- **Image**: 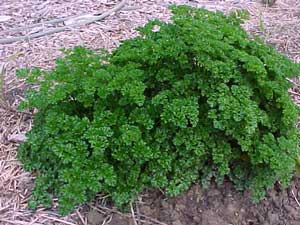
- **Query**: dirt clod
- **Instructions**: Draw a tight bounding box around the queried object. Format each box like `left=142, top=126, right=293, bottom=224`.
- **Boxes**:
left=87, top=210, right=104, bottom=225
left=135, top=179, right=300, bottom=225
left=109, top=214, right=130, bottom=225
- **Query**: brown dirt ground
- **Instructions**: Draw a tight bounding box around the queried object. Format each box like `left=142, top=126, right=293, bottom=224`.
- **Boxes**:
left=113, top=178, right=300, bottom=225
left=1, top=0, right=300, bottom=224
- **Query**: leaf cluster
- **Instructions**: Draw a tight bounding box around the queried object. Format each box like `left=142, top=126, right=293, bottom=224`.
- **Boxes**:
left=17, top=5, right=300, bottom=215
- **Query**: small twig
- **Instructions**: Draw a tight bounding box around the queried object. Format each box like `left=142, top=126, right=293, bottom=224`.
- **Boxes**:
left=291, top=189, right=300, bottom=207
left=286, top=78, right=298, bottom=87
left=101, top=215, right=112, bottom=225
left=0, top=219, right=43, bottom=225
left=135, top=202, right=142, bottom=225
left=76, top=209, right=87, bottom=225
left=289, top=90, right=300, bottom=96
left=28, top=217, right=40, bottom=225
left=130, top=203, right=139, bottom=225
left=0, top=0, right=128, bottom=44
left=40, top=215, right=76, bottom=225
left=0, top=205, right=10, bottom=213
left=2, top=5, right=140, bottom=35
left=2, top=17, right=73, bottom=34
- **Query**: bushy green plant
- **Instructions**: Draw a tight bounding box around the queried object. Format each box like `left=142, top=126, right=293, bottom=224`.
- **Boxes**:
left=17, top=5, right=300, bottom=215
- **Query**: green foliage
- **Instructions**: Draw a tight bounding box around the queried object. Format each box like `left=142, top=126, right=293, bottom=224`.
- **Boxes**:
left=17, top=5, right=300, bottom=215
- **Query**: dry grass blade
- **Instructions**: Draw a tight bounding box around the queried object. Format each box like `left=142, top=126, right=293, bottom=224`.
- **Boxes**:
left=130, top=203, right=139, bottom=225
left=291, top=189, right=300, bottom=208
left=75, top=209, right=87, bottom=225
left=0, top=62, right=8, bottom=108
left=0, top=219, right=43, bottom=225
left=40, top=215, right=76, bottom=225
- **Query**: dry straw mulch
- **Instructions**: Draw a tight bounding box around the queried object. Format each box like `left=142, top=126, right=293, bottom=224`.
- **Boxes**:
left=1, top=0, right=300, bottom=224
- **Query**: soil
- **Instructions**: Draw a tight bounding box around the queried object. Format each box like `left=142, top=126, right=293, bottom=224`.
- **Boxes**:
left=87, top=178, right=300, bottom=225
left=2, top=0, right=300, bottom=224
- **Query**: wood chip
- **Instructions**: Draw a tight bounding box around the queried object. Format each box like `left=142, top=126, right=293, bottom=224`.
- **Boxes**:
left=0, top=15, right=12, bottom=22
left=7, top=133, right=27, bottom=143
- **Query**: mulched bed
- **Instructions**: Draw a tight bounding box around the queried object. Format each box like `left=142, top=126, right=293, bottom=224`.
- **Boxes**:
left=1, top=0, right=300, bottom=224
